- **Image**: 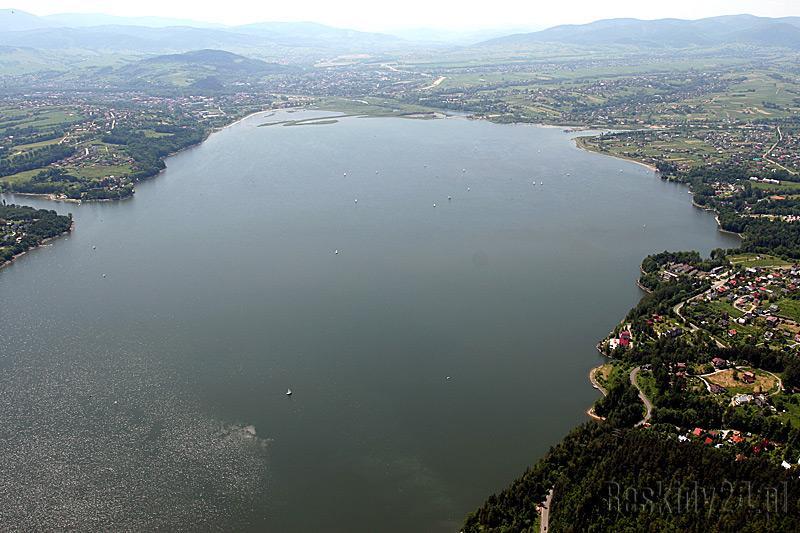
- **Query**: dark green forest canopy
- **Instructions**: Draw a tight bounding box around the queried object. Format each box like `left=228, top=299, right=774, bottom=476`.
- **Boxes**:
left=464, top=424, right=800, bottom=532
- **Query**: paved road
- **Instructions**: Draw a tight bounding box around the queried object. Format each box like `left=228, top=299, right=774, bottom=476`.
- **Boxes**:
left=630, top=367, right=653, bottom=427
left=673, top=278, right=730, bottom=349
left=764, top=126, right=797, bottom=175
left=540, top=488, right=553, bottom=533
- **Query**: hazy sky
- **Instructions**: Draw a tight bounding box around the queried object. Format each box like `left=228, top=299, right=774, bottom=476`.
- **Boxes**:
left=5, top=0, right=799, bottom=31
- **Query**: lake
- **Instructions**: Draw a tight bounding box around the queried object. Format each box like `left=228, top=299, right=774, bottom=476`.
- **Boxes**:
left=0, top=110, right=738, bottom=531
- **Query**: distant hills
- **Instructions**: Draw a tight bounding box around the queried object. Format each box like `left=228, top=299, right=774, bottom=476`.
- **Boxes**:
left=2, top=9, right=800, bottom=71
left=480, top=15, right=800, bottom=49
left=138, top=49, right=285, bottom=73
left=0, top=9, right=412, bottom=58
left=98, top=49, right=296, bottom=90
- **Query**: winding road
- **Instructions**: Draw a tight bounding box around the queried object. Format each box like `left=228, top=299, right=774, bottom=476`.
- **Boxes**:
left=630, top=367, right=653, bottom=426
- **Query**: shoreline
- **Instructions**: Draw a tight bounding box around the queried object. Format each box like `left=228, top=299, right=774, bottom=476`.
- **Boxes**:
left=690, top=198, right=744, bottom=239
left=1, top=108, right=278, bottom=206
left=635, top=279, right=653, bottom=294
left=3, top=106, right=744, bottom=425
left=586, top=365, right=608, bottom=421
left=573, top=135, right=735, bottom=413
left=7, top=191, right=133, bottom=204
left=214, top=109, right=277, bottom=132
left=575, top=134, right=743, bottom=242
left=714, top=214, right=744, bottom=238
left=0, top=220, right=73, bottom=272
left=573, top=136, right=660, bottom=173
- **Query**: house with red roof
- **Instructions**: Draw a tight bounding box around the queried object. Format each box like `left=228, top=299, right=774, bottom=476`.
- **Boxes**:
left=619, top=330, right=632, bottom=347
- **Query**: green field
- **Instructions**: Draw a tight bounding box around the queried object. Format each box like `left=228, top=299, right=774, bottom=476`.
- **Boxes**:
left=13, top=137, right=63, bottom=151
left=772, top=394, right=800, bottom=428
left=728, top=253, right=792, bottom=268
left=777, top=299, right=800, bottom=322
left=749, top=180, right=800, bottom=192
left=708, top=299, right=744, bottom=318
left=69, top=164, right=134, bottom=180
left=0, top=168, right=44, bottom=185
left=142, top=130, right=174, bottom=139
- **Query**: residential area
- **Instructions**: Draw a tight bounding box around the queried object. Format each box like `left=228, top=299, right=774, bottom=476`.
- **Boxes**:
left=595, top=251, right=800, bottom=469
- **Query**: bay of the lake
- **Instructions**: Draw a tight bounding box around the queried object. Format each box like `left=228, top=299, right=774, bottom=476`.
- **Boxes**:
left=0, top=110, right=739, bottom=531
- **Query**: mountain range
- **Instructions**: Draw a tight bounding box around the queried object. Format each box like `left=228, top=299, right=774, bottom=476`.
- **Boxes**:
left=1, top=10, right=800, bottom=65
left=480, top=14, right=800, bottom=49
left=0, top=10, right=414, bottom=58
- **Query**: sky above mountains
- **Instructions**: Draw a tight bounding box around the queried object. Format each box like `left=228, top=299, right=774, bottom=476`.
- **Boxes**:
left=2, top=0, right=798, bottom=31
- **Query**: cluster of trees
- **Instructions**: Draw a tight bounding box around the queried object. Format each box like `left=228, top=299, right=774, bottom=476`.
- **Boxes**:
left=463, top=423, right=800, bottom=532
left=3, top=127, right=66, bottom=146
left=655, top=152, right=800, bottom=257
left=751, top=197, right=800, bottom=217
left=0, top=144, right=75, bottom=177
left=1, top=169, right=134, bottom=201
left=639, top=249, right=727, bottom=291
left=627, top=275, right=709, bottom=326
left=102, top=124, right=205, bottom=180
left=0, top=120, right=208, bottom=201
left=0, top=129, right=66, bottom=160
left=466, top=316, right=800, bottom=530
left=0, top=203, right=72, bottom=264
left=594, top=379, right=644, bottom=427
left=718, top=214, right=800, bottom=258
left=619, top=334, right=800, bottom=446
left=641, top=250, right=705, bottom=273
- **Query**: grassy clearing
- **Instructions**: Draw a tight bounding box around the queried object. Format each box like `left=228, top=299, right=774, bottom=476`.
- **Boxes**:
left=777, top=299, right=800, bottom=322
left=13, top=137, right=62, bottom=151
left=706, top=367, right=778, bottom=394
left=728, top=253, right=792, bottom=268
left=773, top=394, right=800, bottom=428
left=709, top=300, right=744, bottom=318
left=0, top=168, right=43, bottom=185
left=636, top=371, right=659, bottom=402
left=749, top=180, right=800, bottom=192
left=69, top=164, right=133, bottom=180
left=142, top=130, right=174, bottom=139
left=592, top=363, right=614, bottom=390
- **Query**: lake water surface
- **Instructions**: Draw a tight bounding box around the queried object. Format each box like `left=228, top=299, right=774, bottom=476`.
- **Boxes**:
left=0, top=110, right=739, bottom=531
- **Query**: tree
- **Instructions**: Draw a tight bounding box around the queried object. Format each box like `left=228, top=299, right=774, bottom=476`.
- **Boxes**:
left=784, top=358, right=800, bottom=391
